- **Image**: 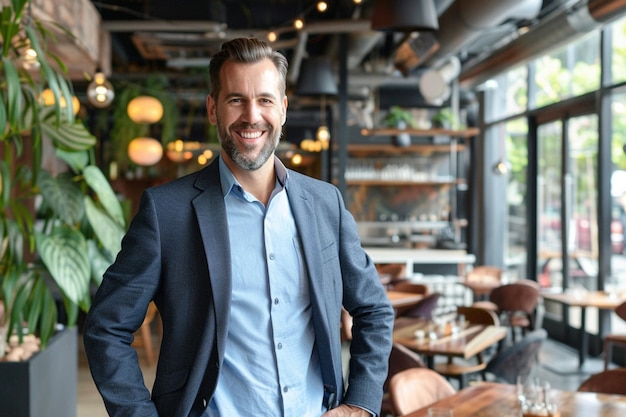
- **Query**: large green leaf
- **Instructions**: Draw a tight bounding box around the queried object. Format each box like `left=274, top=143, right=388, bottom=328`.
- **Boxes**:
left=84, top=197, right=125, bottom=258
left=37, top=170, right=84, bottom=226
left=83, top=165, right=126, bottom=227
left=2, top=56, right=22, bottom=134
left=40, top=118, right=96, bottom=151
left=35, top=226, right=90, bottom=306
left=87, top=239, right=114, bottom=286
left=55, top=148, right=89, bottom=172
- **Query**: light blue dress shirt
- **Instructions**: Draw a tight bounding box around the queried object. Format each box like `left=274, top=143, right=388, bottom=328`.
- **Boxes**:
left=207, top=156, right=324, bottom=417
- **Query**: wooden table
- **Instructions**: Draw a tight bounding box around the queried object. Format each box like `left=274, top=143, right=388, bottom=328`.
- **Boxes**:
left=387, top=290, right=424, bottom=309
left=402, top=382, right=626, bottom=417
left=393, top=320, right=507, bottom=368
left=542, top=290, right=626, bottom=369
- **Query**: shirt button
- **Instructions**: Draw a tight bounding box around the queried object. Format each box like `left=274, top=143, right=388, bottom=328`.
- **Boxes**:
left=283, top=386, right=289, bottom=393
left=277, top=342, right=283, bottom=349
left=274, top=298, right=279, bottom=305
left=269, top=253, right=275, bottom=260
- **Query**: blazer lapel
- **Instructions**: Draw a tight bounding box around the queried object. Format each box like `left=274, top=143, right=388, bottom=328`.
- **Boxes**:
left=287, top=179, right=339, bottom=387
left=192, top=161, right=231, bottom=359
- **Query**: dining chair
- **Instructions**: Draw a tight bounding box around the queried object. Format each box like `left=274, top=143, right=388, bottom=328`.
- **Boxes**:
left=388, top=367, right=456, bottom=416
left=463, top=265, right=503, bottom=301
left=603, top=301, right=626, bottom=370
left=481, top=282, right=541, bottom=343
left=465, top=265, right=502, bottom=283
left=484, top=328, right=547, bottom=384
left=389, top=281, right=429, bottom=317
left=456, top=305, right=500, bottom=326
left=395, top=292, right=441, bottom=321
left=389, top=281, right=429, bottom=295
left=577, top=368, right=626, bottom=395
left=433, top=305, right=500, bottom=388
left=381, top=343, right=427, bottom=416
left=376, top=263, right=407, bottom=287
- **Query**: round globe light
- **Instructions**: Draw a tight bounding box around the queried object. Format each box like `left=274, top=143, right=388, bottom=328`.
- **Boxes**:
left=127, top=96, right=164, bottom=124
left=87, top=72, right=115, bottom=108
left=40, top=88, right=80, bottom=115
left=128, top=137, right=163, bottom=166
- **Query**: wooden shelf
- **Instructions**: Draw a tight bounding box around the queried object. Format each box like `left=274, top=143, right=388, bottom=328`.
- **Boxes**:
left=347, top=143, right=465, bottom=155
left=360, top=127, right=480, bottom=138
left=346, top=179, right=463, bottom=186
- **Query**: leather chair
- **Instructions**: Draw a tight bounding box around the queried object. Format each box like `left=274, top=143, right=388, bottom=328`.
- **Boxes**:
left=396, top=292, right=441, bottom=321
left=484, top=328, right=547, bottom=384
left=577, top=368, right=626, bottom=395
left=388, top=367, right=456, bottom=416
left=381, top=343, right=427, bottom=416
left=463, top=265, right=503, bottom=301
left=482, top=282, right=541, bottom=343
left=389, top=281, right=429, bottom=317
left=603, top=301, right=626, bottom=370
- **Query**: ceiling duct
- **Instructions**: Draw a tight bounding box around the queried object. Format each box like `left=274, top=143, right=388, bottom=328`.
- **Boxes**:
left=395, top=0, right=543, bottom=74
left=461, top=0, right=626, bottom=87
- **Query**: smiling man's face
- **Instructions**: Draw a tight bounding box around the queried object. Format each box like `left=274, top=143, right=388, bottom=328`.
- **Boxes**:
left=207, top=59, right=288, bottom=171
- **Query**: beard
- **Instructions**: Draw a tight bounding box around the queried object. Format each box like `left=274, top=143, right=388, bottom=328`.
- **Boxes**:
left=217, top=119, right=281, bottom=171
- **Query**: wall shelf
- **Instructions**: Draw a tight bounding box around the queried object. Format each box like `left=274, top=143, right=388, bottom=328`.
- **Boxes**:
left=360, top=127, right=480, bottom=138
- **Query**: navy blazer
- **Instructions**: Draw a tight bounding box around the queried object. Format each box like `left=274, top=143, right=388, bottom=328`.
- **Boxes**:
left=83, top=157, right=394, bottom=417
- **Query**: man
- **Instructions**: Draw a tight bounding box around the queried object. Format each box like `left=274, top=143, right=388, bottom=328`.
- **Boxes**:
left=83, top=37, right=394, bottom=417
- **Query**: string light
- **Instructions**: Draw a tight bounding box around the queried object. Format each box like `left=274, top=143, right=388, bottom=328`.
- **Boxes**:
left=294, top=17, right=305, bottom=30
left=267, top=31, right=278, bottom=42
left=317, top=1, right=328, bottom=12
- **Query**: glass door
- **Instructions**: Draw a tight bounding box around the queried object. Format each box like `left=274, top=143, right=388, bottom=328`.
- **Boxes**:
left=537, top=114, right=599, bottom=291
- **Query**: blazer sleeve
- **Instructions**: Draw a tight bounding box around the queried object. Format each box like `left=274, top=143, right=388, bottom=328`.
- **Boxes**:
left=331, top=186, right=396, bottom=414
left=82, top=191, right=162, bottom=416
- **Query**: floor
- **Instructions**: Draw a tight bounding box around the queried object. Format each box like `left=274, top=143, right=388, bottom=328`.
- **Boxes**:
left=76, top=331, right=609, bottom=417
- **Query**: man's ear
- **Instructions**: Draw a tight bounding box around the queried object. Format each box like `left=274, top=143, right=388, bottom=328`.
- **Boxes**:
left=206, top=95, right=217, bottom=125
left=281, top=96, right=288, bottom=126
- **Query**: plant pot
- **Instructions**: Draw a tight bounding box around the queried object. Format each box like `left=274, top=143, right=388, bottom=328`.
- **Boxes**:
left=0, top=327, right=77, bottom=417
left=392, top=120, right=411, bottom=147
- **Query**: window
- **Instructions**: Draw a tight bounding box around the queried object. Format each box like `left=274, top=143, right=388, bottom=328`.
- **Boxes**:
left=532, top=31, right=600, bottom=108
left=611, top=16, right=626, bottom=85
left=503, top=119, right=529, bottom=280
left=488, top=66, right=528, bottom=122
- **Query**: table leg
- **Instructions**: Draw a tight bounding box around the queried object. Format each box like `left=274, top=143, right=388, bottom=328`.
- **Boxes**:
left=579, top=306, right=587, bottom=369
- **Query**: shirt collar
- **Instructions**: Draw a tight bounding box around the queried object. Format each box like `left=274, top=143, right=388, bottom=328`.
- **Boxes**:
left=218, top=154, right=289, bottom=198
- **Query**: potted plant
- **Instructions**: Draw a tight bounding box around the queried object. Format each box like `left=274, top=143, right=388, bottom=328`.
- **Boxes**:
left=383, top=105, right=416, bottom=129
left=383, top=106, right=415, bottom=147
left=431, top=108, right=459, bottom=129
left=0, top=0, right=126, bottom=353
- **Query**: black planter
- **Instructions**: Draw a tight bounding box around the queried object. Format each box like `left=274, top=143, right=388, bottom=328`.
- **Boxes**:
left=0, top=326, right=77, bottom=417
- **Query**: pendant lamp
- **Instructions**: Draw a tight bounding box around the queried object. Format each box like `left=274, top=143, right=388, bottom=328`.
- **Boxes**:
left=371, top=0, right=439, bottom=32
left=128, top=137, right=163, bottom=166
left=87, top=72, right=115, bottom=108
left=296, top=57, right=338, bottom=97
left=297, top=57, right=338, bottom=145
left=127, top=96, right=164, bottom=124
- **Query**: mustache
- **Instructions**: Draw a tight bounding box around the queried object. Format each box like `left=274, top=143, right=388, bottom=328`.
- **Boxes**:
left=230, top=122, right=272, bottom=130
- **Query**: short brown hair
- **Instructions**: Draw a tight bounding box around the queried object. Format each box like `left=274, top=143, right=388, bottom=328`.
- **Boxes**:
left=209, top=37, right=288, bottom=100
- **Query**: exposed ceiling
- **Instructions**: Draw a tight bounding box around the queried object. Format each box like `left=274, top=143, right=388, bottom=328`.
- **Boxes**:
left=80, top=0, right=626, bottom=145
left=89, top=0, right=574, bottom=103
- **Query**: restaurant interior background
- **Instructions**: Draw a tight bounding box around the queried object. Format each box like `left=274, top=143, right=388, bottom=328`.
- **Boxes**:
left=20, top=0, right=626, bottom=362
